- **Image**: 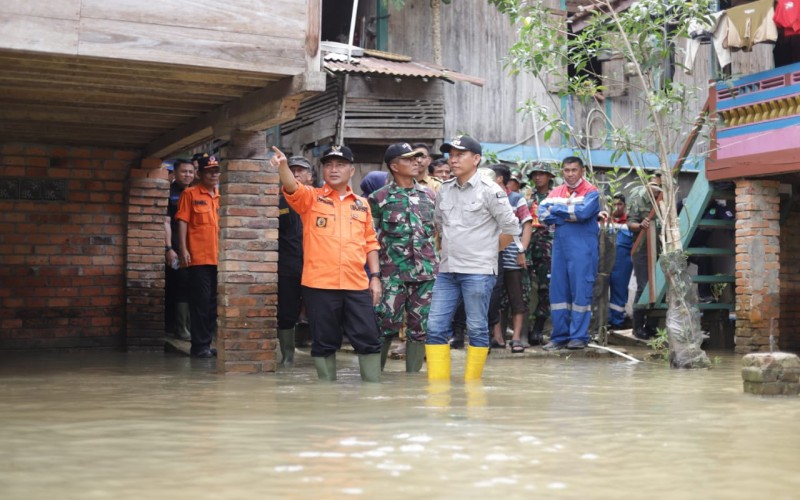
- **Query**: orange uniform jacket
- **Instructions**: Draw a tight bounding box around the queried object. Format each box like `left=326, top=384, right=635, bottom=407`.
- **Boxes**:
left=283, top=183, right=379, bottom=290
left=175, top=185, right=220, bottom=266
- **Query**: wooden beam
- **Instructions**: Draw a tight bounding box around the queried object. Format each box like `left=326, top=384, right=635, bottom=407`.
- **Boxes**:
left=145, top=71, right=326, bottom=158
left=306, top=0, right=321, bottom=74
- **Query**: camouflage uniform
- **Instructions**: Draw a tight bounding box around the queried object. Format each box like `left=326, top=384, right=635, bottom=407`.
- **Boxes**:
left=368, top=181, right=438, bottom=342
left=527, top=190, right=554, bottom=322
left=627, top=189, right=661, bottom=336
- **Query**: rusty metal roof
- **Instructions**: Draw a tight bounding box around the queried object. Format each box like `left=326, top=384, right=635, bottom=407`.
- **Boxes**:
left=323, top=49, right=485, bottom=87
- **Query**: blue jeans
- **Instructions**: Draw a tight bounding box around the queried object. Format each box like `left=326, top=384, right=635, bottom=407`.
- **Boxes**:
left=426, top=273, right=496, bottom=347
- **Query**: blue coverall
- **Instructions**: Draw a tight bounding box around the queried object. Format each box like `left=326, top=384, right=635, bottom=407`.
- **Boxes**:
left=539, top=182, right=600, bottom=344
left=608, top=223, right=634, bottom=327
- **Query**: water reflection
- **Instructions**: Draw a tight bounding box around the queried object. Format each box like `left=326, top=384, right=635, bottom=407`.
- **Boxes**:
left=0, top=351, right=798, bottom=499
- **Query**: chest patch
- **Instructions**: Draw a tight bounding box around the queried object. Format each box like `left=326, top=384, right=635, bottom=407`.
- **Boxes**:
left=316, top=217, right=328, bottom=228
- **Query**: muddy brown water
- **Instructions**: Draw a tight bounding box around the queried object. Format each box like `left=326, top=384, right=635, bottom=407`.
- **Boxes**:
left=1, top=350, right=798, bottom=499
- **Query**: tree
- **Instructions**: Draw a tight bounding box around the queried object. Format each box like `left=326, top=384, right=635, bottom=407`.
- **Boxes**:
left=489, top=0, right=714, bottom=368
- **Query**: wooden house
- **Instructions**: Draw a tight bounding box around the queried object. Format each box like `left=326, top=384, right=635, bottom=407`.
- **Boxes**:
left=0, top=1, right=325, bottom=372
left=280, top=42, right=483, bottom=186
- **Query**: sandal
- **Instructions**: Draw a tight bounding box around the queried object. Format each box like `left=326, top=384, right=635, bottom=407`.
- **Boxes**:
left=510, top=340, right=525, bottom=353
left=490, top=339, right=507, bottom=349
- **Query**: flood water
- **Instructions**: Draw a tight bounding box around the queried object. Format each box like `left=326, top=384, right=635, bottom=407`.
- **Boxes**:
left=1, top=349, right=798, bottom=499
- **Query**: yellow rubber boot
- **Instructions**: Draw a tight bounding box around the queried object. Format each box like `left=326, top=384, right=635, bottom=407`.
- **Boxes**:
left=464, top=346, right=489, bottom=381
left=425, top=344, right=451, bottom=381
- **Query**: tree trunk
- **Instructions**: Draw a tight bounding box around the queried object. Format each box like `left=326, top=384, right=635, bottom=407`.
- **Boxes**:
left=658, top=167, right=710, bottom=369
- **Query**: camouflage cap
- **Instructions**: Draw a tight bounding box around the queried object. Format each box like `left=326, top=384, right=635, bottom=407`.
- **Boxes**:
left=526, top=161, right=555, bottom=178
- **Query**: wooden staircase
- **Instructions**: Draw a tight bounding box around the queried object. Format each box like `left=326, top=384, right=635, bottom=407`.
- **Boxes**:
left=636, top=169, right=736, bottom=311
left=633, top=96, right=736, bottom=312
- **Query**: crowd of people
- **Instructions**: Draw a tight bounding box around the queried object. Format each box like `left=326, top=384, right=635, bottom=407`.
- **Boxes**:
left=163, top=136, right=661, bottom=381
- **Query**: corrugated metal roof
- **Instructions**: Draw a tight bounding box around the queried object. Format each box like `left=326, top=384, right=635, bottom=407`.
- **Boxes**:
left=323, top=50, right=485, bottom=87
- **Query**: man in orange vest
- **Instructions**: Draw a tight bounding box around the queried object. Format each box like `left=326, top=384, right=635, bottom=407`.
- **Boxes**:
left=176, top=154, right=220, bottom=358
left=272, top=145, right=382, bottom=382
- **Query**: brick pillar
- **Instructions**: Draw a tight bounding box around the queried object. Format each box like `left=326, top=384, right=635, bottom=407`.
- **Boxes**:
left=735, top=179, right=781, bottom=353
left=216, top=131, right=279, bottom=373
left=125, top=158, right=169, bottom=349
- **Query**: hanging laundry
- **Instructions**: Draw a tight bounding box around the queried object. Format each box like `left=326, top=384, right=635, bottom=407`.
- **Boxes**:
left=774, top=0, right=800, bottom=36
left=724, top=0, right=778, bottom=51
left=684, top=12, right=730, bottom=74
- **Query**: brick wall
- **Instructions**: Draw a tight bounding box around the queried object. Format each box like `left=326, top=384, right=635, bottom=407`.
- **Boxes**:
left=125, top=160, right=170, bottom=349
left=735, top=179, right=781, bottom=354
left=779, top=193, right=800, bottom=353
left=0, top=144, right=137, bottom=349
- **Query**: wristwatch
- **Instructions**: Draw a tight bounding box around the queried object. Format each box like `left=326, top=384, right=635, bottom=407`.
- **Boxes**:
left=165, top=246, right=172, bottom=251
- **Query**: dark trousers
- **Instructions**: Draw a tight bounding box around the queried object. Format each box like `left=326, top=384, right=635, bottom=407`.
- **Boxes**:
left=165, top=265, right=176, bottom=333
left=301, top=287, right=381, bottom=357
left=188, top=265, right=217, bottom=354
left=165, top=265, right=191, bottom=332
left=633, top=251, right=648, bottom=303
left=278, top=274, right=302, bottom=330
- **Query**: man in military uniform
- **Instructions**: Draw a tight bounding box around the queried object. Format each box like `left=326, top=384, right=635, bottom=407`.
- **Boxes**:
left=525, top=162, right=555, bottom=345
left=368, top=143, right=439, bottom=372
left=412, top=143, right=443, bottom=193
left=627, top=173, right=662, bottom=340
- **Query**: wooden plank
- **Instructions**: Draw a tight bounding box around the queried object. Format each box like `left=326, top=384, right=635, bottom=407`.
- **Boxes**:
left=0, top=51, right=276, bottom=86
left=1, top=106, right=186, bottom=128
left=685, top=247, right=736, bottom=256
left=80, top=0, right=305, bottom=38
left=4, top=0, right=81, bottom=19
left=693, top=275, right=735, bottom=284
left=0, top=14, right=79, bottom=55
left=347, top=76, right=444, bottom=100
left=0, top=101, right=197, bottom=120
left=0, top=69, right=258, bottom=98
left=306, top=0, right=321, bottom=74
left=0, top=86, right=224, bottom=111
left=145, top=72, right=325, bottom=158
left=78, top=18, right=306, bottom=74
left=344, top=128, right=442, bottom=139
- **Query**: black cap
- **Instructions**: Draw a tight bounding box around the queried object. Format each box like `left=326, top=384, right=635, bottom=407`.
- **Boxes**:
left=612, top=192, right=626, bottom=203
left=196, top=154, right=220, bottom=171
left=440, top=135, right=481, bottom=155
left=320, top=145, right=354, bottom=164
left=287, top=156, right=312, bottom=170
left=384, top=143, right=423, bottom=164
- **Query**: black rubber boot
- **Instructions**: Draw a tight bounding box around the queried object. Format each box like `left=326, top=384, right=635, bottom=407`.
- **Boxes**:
left=633, top=310, right=651, bottom=340
left=528, top=317, right=546, bottom=346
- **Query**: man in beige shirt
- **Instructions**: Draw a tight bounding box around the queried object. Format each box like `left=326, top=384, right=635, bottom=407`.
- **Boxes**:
left=425, top=135, right=519, bottom=382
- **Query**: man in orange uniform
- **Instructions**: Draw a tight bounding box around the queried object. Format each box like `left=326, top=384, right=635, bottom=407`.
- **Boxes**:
left=176, top=154, right=220, bottom=358
left=272, top=145, right=383, bottom=382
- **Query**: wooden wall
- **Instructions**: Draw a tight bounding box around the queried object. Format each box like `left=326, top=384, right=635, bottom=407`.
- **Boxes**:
left=1, top=0, right=309, bottom=75
left=387, top=0, right=547, bottom=145
left=386, top=0, right=776, bottom=163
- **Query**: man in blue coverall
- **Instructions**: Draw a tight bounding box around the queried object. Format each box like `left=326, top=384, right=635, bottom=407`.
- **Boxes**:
left=607, top=193, right=634, bottom=329
left=538, top=157, right=601, bottom=350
